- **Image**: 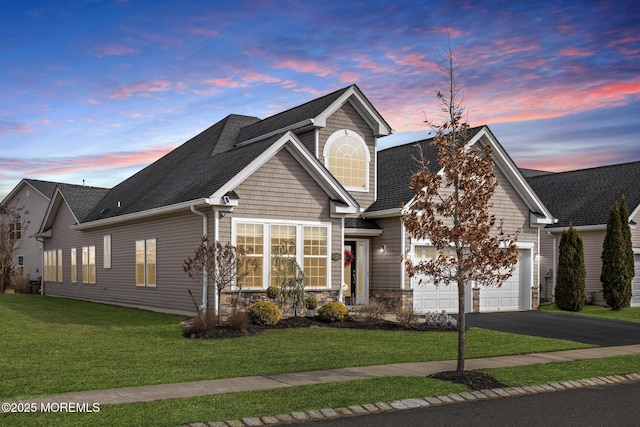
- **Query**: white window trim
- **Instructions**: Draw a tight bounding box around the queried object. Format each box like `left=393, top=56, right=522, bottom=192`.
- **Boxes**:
left=232, top=218, right=332, bottom=290
left=322, top=129, right=370, bottom=192
left=104, top=235, right=112, bottom=269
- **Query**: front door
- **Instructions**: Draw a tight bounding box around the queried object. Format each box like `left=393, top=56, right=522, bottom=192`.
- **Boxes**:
left=344, top=240, right=369, bottom=306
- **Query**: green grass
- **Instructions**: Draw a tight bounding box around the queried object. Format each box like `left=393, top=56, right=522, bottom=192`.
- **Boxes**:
left=5, top=354, right=640, bottom=427
left=486, top=353, right=640, bottom=386
left=1, top=294, right=589, bottom=401
left=0, top=377, right=468, bottom=427
left=540, top=304, right=640, bottom=322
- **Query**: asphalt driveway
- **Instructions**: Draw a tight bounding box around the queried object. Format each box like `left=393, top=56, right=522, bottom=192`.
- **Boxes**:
left=464, top=310, right=640, bottom=347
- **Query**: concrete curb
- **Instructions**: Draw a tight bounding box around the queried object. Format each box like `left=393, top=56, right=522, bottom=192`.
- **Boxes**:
left=181, top=372, right=640, bottom=426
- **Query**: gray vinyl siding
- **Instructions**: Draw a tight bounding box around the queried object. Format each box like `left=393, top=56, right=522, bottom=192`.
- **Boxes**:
left=6, top=184, right=50, bottom=281
left=539, top=231, right=556, bottom=301
left=370, top=217, right=404, bottom=290
left=44, top=202, right=209, bottom=316
left=544, top=229, right=607, bottom=304
left=632, top=208, right=640, bottom=248
left=318, top=102, right=376, bottom=210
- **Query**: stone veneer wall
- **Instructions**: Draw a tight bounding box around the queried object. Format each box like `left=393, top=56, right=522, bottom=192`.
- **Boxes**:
left=217, top=290, right=339, bottom=320
left=369, top=288, right=414, bottom=312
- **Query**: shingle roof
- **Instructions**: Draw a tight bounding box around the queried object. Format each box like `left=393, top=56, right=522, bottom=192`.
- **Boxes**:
left=368, top=126, right=485, bottom=212
left=80, top=84, right=387, bottom=224
left=519, top=169, right=555, bottom=178
left=526, top=161, right=640, bottom=228
left=84, top=116, right=281, bottom=222
left=345, top=218, right=381, bottom=229
left=236, top=86, right=353, bottom=143
left=57, top=184, right=110, bottom=223
left=24, top=179, right=60, bottom=200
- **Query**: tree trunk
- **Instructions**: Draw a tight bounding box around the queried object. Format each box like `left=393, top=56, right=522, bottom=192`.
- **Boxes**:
left=457, top=277, right=466, bottom=371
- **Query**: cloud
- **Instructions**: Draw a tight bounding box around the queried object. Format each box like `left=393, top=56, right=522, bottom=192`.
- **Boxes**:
left=190, top=28, right=219, bottom=37
left=110, top=79, right=173, bottom=99
left=559, top=47, right=595, bottom=57
left=0, top=145, right=176, bottom=177
left=93, top=44, right=139, bottom=57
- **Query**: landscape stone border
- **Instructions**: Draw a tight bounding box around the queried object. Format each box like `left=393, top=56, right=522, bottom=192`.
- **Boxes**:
left=181, top=372, right=640, bottom=427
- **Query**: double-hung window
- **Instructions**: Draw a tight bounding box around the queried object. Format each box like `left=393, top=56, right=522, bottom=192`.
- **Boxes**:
left=136, top=239, right=156, bottom=287
left=82, top=246, right=96, bottom=284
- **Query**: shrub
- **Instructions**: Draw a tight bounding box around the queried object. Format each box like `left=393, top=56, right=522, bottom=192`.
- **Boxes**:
left=425, top=310, right=457, bottom=329
left=266, top=284, right=280, bottom=300
left=304, top=295, right=318, bottom=310
left=182, top=309, right=216, bottom=337
left=226, top=311, right=251, bottom=331
left=246, top=301, right=282, bottom=326
left=354, top=300, right=387, bottom=323
left=601, top=200, right=632, bottom=310
left=556, top=225, right=586, bottom=311
left=317, top=301, right=349, bottom=322
left=10, top=276, right=30, bottom=294
left=396, top=306, right=420, bottom=328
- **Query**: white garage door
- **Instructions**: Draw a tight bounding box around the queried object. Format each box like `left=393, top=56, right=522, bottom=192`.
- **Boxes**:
left=632, top=253, right=640, bottom=307
left=412, top=246, right=459, bottom=314
left=412, top=246, right=529, bottom=313
left=479, top=250, right=526, bottom=312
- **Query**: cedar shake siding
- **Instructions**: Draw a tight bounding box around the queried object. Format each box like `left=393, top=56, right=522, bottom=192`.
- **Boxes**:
left=370, top=217, right=404, bottom=290
left=318, top=103, right=377, bottom=209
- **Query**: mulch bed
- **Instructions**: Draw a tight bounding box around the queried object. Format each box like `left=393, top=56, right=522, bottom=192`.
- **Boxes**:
left=429, top=370, right=507, bottom=390
left=183, top=315, right=455, bottom=339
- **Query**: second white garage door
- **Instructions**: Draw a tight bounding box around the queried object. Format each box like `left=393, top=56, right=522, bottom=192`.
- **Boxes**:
left=412, top=246, right=530, bottom=313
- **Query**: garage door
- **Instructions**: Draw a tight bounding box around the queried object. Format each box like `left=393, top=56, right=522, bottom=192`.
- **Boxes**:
left=479, top=250, right=526, bottom=311
left=632, top=254, right=640, bottom=307
left=412, top=246, right=529, bottom=313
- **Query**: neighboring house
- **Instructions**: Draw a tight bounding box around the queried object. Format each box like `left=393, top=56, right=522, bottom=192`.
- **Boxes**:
left=0, top=179, right=66, bottom=284
left=525, top=162, right=640, bottom=307
left=37, top=85, right=554, bottom=316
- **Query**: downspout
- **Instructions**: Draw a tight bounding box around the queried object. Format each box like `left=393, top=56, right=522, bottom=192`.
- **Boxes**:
left=547, top=230, right=557, bottom=302
left=212, top=208, right=220, bottom=316
left=36, top=236, right=45, bottom=295
left=190, top=206, right=208, bottom=312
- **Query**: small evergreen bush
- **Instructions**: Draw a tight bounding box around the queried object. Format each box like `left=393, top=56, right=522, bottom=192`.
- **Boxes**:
left=266, top=284, right=280, bottom=300
left=304, top=295, right=318, bottom=310
left=317, top=301, right=349, bottom=322
left=556, top=225, right=586, bottom=311
left=246, top=301, right=282, bottom=326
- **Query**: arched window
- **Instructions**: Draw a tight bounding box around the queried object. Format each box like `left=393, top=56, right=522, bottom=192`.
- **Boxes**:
left=323, top=130, right=370, bottom=191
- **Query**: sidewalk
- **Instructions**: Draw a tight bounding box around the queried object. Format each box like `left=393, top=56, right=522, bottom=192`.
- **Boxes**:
left=21, top=344, right=640, bottom=406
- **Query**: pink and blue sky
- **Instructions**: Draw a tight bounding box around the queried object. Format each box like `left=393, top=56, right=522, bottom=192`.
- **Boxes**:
left=1, top=0, right=639, bottom=200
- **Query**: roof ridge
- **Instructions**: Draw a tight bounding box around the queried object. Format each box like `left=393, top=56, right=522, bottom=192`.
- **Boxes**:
left=528, top=160, right=640, bottom=179
left=378, top=125, right=487, bottom=153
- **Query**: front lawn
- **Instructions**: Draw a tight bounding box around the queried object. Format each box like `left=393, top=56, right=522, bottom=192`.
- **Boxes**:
left=540, top=304, right=640, bottom=322
left=1, top=294, right=590, bottom=400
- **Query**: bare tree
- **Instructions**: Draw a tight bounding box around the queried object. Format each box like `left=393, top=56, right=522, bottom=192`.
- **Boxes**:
left=401, top=46, right=519, bottom=371
left=183, top=237, right=255, bottom=326
left=0, top=203, right=29, bottom=293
